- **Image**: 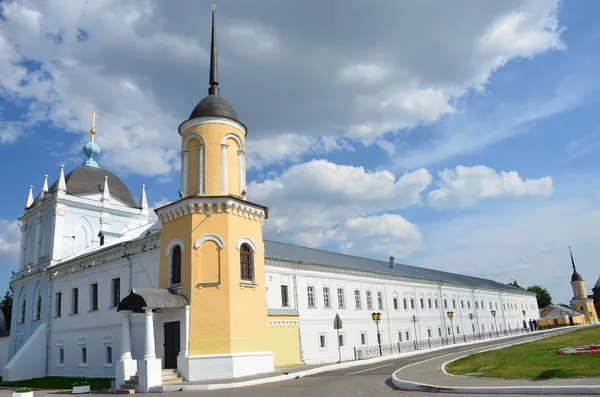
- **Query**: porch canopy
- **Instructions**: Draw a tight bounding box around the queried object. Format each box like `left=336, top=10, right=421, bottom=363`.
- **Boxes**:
left=117, top=288, right=189, bottom=313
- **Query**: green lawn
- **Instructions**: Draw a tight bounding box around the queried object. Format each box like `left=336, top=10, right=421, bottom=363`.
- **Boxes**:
left=445, top=326, right=600, bottom=379
left=0, top=377, right=112, bottom=390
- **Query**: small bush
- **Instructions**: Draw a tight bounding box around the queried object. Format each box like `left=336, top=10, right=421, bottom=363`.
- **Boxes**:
left=72, top=379, right=90, bottom=387
left=15, top=388, right=32, bottom=393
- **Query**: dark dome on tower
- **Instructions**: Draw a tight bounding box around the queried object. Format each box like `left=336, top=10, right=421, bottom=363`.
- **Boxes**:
left=572, top=271, right=584, bottom=283
left=189, top=95, right=238, bottom=121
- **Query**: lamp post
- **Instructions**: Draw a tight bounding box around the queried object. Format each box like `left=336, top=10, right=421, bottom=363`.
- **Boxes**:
left=491, top=310, right=499, bottom=337
left=447, top=311, right=456, bottom=344
left=412, top=314, right=419, bottom=344
left=522, top=310, right=527, bottom=333
left=468, top=313, right=474, bottom=337
left=371, top=312, right=383, bottom=356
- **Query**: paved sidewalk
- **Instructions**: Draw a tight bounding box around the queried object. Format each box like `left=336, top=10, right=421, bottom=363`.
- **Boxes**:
left=392, top=332, right=600, bottom=395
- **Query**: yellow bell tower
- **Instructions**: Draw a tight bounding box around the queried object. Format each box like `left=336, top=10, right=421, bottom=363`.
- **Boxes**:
left=155, top=6, right=273, bottom=381
left=568, top=247, right=598, bottom=324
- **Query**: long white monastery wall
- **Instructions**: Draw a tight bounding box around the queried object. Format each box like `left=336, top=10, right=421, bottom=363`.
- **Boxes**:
left=265, top=265, right=538, bottom=364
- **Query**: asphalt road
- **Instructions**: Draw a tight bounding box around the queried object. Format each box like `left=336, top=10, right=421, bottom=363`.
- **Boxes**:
left=175, top=328, right=571, bottom=397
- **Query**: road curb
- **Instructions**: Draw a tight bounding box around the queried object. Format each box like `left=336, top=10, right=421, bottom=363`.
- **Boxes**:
left=153, top=328, right=571, bottom=392
left=391, top=327, right=600, bottom=395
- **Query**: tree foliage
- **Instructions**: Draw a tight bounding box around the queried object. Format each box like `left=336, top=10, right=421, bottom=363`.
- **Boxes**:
left=527, top=285, right=552, bottom=308
left=508, top=280, right=522, bottom=289
left=0, top=288, right=13, bottom=331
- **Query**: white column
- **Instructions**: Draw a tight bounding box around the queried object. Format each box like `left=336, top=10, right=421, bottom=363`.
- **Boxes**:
left=181, top=305, right=190, bottom=356
left=181, top=151, right=189, bottom=197
left=198, top=144, right=205, bottom=195
left=221, top=144, right=229, bottom=194
left=32, top=215, right=42, bottom=266
left=120, top=311, right=132, bottom=360
left=50, top=207, right=65, bottom=263
left=144, top=307, right=156, bottom=359
left=237, top=150, right=245, bottom=195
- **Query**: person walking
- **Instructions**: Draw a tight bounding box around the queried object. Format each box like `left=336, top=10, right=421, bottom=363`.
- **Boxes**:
left=529, top=319, right=534, bottom=332
left=533, top=319, right=538, bottom=331
left=523, top=319, right=527, bottom=332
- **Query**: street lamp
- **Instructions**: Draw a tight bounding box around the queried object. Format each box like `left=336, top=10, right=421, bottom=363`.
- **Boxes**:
left=522, top=310, right=527, bottom=333
left=491, top=310, right=499, bottom=337
left=468, top=313, right=475, bottom=337
left=371, top=312, right=383, bottom=356
left=412, top=314, right=419, bottom=344
left=447, top=311, right=456, bottom=344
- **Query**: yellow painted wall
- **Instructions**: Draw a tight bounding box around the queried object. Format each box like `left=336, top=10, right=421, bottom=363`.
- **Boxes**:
left=266, top=317, right=301, bottom=367
left=181, top=123, right=245, bottom=197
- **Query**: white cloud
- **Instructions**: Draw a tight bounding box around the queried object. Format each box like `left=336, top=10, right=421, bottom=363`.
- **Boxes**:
left=0, top=0, right=565, bottom=173
left=251, top=159, right=431, bottom=254
left=427, top=165, right=553, bottom=208
left=0, top=122, right=23, bottom=143
left=0, top=219, right=21, bottom=262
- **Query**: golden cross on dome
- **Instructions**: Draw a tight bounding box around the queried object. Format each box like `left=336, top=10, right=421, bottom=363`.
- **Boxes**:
left=210, top=4, right=216, bottom=11
left=90, top=111, right=98, bottom=140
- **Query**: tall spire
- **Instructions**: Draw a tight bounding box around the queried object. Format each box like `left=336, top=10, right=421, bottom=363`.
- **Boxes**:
left=25, top=185, right=34, bottom=209
left=139, top=184, right=148, bottom=209
left=83, top=111, right=101, bottom=167
left=569, top=246, right=577, bottom=272
left=208, top=4, right=219, bottom=96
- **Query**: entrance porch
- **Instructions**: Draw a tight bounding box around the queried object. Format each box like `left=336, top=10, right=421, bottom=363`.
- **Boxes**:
left=116, top=288, right=189, bottom=393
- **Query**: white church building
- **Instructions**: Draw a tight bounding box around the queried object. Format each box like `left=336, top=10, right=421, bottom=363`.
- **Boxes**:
left=3, top=8, right=539, bottom=392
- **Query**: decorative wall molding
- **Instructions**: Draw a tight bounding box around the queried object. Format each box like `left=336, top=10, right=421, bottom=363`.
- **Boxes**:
left=236, top=237, right=257, bottom=252
left=165, top=238, right=185, bottom=256
left=156, top=196, right=266, bottom=224
left=178, top=116, right=247, bottom=137
left=194, top=234, right=225, bottom=249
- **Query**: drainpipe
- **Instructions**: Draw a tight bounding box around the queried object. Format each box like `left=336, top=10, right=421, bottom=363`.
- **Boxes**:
left=291, top=274, right=305, bottom=363
left=472, top=287, right=480, bottom=337
left=121, top=244, right=132, bottom=293
left=383, top=284, right=392, bottom=344
left=500, top=291, right=506, bottom=332
left=437, top=281, right=444, bottom=339
left=42, top=269, right=52, bottom=377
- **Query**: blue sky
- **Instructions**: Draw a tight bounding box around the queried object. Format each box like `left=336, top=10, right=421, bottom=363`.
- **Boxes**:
left=2, top=0, right=600, bottom=304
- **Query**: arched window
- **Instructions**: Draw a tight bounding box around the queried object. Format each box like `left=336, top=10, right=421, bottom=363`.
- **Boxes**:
left=19, top=293, right=27, bottom=324
left=171, top=246, right=182, bottom=287
left=81, top=347, right=87, bottom=364
left=34, top=289, right=42, bottom=320
left=240, top=243, right=253, bottom=282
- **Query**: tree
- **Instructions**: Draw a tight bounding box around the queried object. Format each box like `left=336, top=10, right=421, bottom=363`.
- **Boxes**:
left=0, top=288, right=13, bottom=331
left=527, top=285, right=552, bottom=308
left=508, top=280, right=522, bottom=289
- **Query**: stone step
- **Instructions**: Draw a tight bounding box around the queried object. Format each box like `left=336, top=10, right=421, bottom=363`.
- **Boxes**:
left=120, top=384, right=137, bottom=390
left=162, top=369, right=179, bottom=374
left=162, top=373, right=183, bottom=380
left=113, top=389, right=135, bottom=394
left=125, top=380, right=139, bottom=385
left=129, top=375, right=138, bottom=381
left=162, top=378, right=184, bottom=385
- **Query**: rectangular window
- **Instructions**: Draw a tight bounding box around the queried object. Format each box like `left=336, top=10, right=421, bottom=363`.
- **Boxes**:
left=72, top=287, right=79, bottom=314
left=393, top=297, right=398, bottom=310
left=438, top=327, right=442, bottom=337
left=405, top=331, right=410, bottom=341
left=427, top=328, right=432, bottom=338
left=58, top=348, right=64, bottom=365
left=307, top=286, right=315, bottom=308
left=481, top=300, right=484, bottom=309
left=323, top=287, right=331, bottom=308
left=111, top=278, right=121, bottom=308
left=410, top=298, right=415, bottom=309
left=377, top=291, right=384, bottom=310
left=90, top=283, right=98, bottom=311
left=281, top=285, right=289, bottom=307
left=81, top=347, right=87, bottom=364
left=468, top=301, right=471, bottom=309
left=337, top=288, right=345, bottom=308
left=420, top=298, right=424, bottom=309
left=403, top=298, right=408, bottom=310
left=435, top=299, right=439, bottom=309
left=428, top=298, right=432, bottom=309
left=456, top=326, right=460, bottom=335
left=361, top=332, right=367, bottom=345
left=461, top=300, right=464, bottom=309
left=354, top=290, right=361, bottom=309
left=453, top=299, right=456, bottom=309
left=106, top=346, right=113, bottom=364
left=338, top=333, right=345, bottom=347
left=447, top=327, right=451, bottom=335
left=489, top=301, right=492, bottom=310
left=319, top=334, right=327, bottom=349
left=476, top=301, right=479, bottom=309
left=398, top=332, right=402, bottom=342
left=55, top=292, right=62, bottom=317
left=444, top=299, right=447, bottom=309
left=366, top=291, right=373, bottom=309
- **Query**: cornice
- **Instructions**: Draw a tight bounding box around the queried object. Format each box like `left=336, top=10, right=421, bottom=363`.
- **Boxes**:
left=155, top=196, right=266, bottom=224
left=178, top=116, right=247, bottom=137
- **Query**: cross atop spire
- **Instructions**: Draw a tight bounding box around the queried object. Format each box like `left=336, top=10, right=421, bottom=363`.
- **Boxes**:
left=208, top=4, right=219, bottom=96
left=90, top=111, right=98, bottom=141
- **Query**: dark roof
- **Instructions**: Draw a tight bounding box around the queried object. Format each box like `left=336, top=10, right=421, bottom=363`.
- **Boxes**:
left=263, top=240, right=531, bottom=294
left=189, top=94, right=239, bottom=122
left=593, top=277, right=600, bottom=290
left=47, top=165, right=138, bottom=208
left=571, top=271, right=584, bottom=282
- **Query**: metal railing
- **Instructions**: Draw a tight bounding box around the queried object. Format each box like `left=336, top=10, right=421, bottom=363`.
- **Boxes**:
left=353, top=324, right=559, bottom=360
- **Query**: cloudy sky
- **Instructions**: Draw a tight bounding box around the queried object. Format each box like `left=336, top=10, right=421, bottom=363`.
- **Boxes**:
left=1, top=0, right=600, bottom=304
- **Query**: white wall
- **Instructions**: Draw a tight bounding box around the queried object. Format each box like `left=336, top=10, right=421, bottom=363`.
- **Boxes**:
left=3, top=324, right=47, bottom=381
left=0, top=336, right=10, bottom=371
left=265, top=265, right=539, bottom=364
